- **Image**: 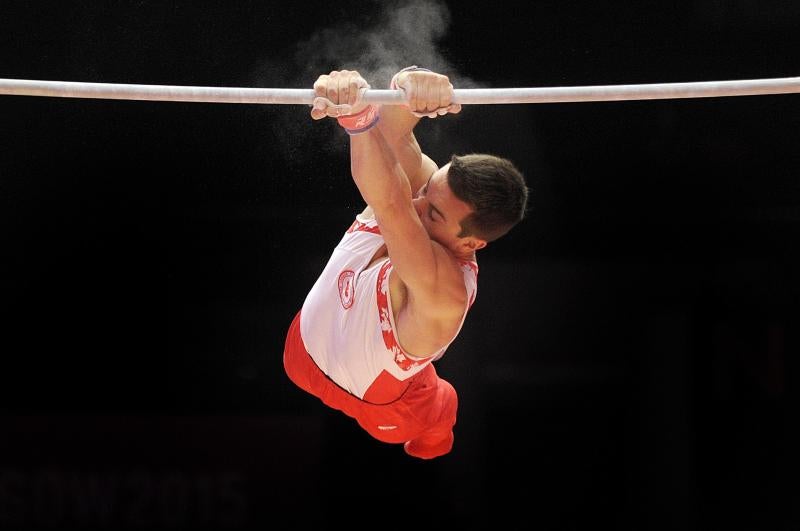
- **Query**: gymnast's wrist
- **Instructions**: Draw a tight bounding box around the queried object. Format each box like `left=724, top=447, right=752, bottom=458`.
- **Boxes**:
left=337, top=104, right=380, bottom=135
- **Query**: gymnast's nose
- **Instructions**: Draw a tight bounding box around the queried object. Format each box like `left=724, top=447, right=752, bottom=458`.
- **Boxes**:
left=412, top=197, right=424, bottom=218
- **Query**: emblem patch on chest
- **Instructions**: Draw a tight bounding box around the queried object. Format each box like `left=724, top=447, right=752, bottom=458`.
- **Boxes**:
left=337, top=269, right=355, bottom=309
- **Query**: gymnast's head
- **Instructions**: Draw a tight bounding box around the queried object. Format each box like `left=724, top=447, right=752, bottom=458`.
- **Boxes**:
left=413, top=153, right=528, bottom=255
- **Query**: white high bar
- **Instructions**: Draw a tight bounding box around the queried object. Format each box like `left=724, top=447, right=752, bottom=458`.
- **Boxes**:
left=0, top=76, right=798, bottom=105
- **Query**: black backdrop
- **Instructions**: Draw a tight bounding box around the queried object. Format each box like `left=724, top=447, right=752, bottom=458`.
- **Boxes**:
left=1, top=1, right=797, bottom=529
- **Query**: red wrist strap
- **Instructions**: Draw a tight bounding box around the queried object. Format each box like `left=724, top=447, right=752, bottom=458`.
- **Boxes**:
left=337, top=104, right=380, bottom=135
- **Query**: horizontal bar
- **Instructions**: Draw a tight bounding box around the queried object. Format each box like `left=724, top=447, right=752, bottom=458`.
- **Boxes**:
left=0, top=76, right=798, bottom=105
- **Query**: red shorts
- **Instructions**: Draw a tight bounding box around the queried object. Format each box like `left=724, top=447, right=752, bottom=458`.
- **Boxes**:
left=283, top=310, right=457, bottom=459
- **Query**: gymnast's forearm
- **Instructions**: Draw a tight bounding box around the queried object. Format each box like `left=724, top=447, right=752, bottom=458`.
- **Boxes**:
left=349, top=126, right=412, bottom=213
left=376, top=105, right=428, bottom=191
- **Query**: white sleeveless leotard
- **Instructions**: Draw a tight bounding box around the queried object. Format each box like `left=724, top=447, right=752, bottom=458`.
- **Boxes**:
left=300, top=214, right=478, bottom=404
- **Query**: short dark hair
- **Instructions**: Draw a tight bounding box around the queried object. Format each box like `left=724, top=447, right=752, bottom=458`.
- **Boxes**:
left=446, top=153, right=528, bottom=242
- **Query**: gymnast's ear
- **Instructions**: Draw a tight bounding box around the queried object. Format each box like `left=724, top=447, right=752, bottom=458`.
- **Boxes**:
left=459, top=236, right=486, bottom=252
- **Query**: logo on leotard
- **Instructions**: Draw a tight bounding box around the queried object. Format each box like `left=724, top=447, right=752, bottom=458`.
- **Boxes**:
left=338, top=269, right=355, bottom=309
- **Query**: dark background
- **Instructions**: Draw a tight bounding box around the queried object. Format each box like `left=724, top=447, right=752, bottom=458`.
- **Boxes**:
left=1, top=1, right=797, bottom=529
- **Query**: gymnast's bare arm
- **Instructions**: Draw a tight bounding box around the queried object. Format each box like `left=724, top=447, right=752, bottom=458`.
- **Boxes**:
left=375, top=88, right=438, bottom=197
left=310, top=69, right=465, bottom=356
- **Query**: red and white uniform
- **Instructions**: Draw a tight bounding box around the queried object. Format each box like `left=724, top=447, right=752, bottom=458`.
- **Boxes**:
left=301, top=213, right=477, bottom=402
left=283, top=213, right=478, bottom=459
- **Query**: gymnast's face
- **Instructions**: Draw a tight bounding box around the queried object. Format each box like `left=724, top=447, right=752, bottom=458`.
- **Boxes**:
left=413, top=163, right=484, bottom=254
